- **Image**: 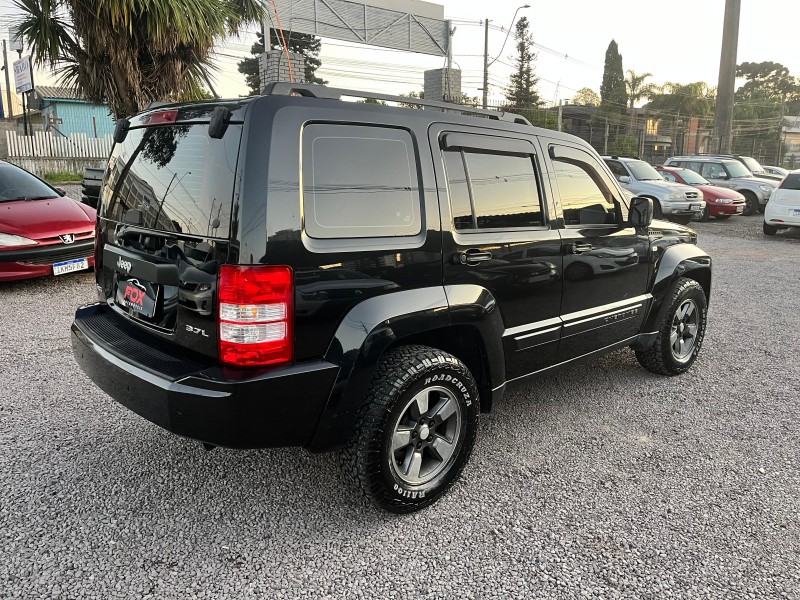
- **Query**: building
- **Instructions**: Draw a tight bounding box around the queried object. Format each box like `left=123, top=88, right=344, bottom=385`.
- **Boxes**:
left=27, top=86, right=115, bottom=138
left=783, top=116, right=800, bottom=169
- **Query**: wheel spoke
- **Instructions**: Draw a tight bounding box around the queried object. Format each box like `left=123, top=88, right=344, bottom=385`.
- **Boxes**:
left=683, top=302, right=695, bottom=320
left=432, top=397, right=457, bottom=424
left=670, top=330, right=679, bottom=348
left=410, top=390, right=429, bottom=419
left=392, top=426, right=414, bottom=452
left=686, top=324, right=698, bottom=337
left=403, top=449, right=424, bottom=482
left=431, top=436, right=456, bottom=464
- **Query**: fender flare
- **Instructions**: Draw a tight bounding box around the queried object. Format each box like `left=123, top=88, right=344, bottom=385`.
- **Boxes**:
left=307, top=285, right=504, bottom=452
left=640, top=243, right=712, bottom=337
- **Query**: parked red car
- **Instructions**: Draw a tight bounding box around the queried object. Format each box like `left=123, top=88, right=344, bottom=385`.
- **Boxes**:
left=656, top=166, right=746, bottom=220
left=0, top=161, right=95, bottom=282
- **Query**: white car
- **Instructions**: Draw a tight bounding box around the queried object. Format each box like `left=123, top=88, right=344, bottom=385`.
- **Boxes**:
left=763, top=165, right=789, bottom=178
left=764, top=171, right=800, bottom=235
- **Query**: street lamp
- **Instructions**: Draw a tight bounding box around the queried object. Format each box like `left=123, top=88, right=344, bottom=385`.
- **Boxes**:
left=482, top=4, right=530, bottom=109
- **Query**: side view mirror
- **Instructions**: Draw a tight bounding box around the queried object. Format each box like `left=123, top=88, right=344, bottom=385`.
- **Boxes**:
left=54, top=187, right=67, bottom=196
left=618, top=175, right=630, bottom=184
left=629, top=196, right=653, bottom=227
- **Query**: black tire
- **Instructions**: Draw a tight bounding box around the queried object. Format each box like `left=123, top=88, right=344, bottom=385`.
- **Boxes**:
left=341, top=345, right=479, bottom=513
left=763, top=222, right=779, bottom=236
left=650, top=198, right=664, bottom=220
left=699, top=205, right=711, bottom=222
left=741, top=191, right=758, bottom=216
left=635, top=277, right=707, bottom=376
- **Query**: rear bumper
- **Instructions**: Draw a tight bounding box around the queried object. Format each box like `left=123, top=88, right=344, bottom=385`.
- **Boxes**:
left=71, top=304, right=339, bottom=449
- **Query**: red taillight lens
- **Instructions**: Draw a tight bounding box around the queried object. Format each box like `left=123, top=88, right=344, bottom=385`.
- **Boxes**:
left=145, top=110, right=178, bottom=125
left=218, top=265, right=293, bottom=367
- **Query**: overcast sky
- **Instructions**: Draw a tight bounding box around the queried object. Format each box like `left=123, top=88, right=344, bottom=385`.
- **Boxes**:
left=3, top=0, right=799, bottom=106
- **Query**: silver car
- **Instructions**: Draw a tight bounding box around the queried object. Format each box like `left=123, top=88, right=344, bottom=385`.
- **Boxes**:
left=664, top=156, right=777, bottom=216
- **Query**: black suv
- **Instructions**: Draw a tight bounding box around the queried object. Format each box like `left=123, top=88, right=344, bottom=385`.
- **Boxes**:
left=72, top=84, right=712, bottom=512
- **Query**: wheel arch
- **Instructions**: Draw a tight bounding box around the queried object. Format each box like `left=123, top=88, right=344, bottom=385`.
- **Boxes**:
left=307, top=285, right=505, bottom=452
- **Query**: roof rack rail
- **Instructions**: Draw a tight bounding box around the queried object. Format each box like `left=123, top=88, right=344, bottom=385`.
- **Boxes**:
left=260, top=82, right=532, bottom=125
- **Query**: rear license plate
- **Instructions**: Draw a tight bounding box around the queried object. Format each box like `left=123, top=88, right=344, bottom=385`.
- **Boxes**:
left=116, top=277, right=158, bottom=318
left=793, top=209, right=800, bottom=216
left=690, top=203, right=701, bottom=210
left=53, top=258, right=89, bottom=276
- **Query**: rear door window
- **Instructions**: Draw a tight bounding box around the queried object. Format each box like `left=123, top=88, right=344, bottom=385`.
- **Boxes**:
left=302, top=124, right=421, bottom=239
left=780, top=174, right=800, bottom=190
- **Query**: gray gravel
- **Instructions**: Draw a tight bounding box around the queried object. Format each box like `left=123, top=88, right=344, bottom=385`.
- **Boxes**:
left=1, top=214, right=799, bottom=599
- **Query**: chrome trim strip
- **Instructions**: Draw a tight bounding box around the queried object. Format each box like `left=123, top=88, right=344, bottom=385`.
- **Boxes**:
left=515, top=325, right=561, bottom=341
left=560, top=294, right=651, bottom=326
left=503, top=316, right=561, bottom=338
left=563, top=303, right=644, bottom=328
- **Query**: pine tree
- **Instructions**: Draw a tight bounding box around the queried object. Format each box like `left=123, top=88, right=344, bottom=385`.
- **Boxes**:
left=238, top=30, right=325, bottom=95
left=600, top=40, right=628, bottom=112
left=505, top=17, right=540, bottom=109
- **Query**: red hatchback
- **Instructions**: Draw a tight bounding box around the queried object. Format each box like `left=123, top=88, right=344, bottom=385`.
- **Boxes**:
left=0, top=161, right=96, bottom=282
left=656, top=166, right=746, bottom=220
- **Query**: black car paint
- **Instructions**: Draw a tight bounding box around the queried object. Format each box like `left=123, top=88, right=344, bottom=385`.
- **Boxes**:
left=74, top=94, right=711, bottom=452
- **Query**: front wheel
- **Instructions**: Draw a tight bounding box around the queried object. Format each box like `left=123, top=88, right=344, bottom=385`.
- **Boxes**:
left=635, top=278, right=707, bottom=376
left=341, top=345, right=480, bottom=513
left=699, top=205, right=711, bottom=222
left=741, top=192, right=758, bottom=216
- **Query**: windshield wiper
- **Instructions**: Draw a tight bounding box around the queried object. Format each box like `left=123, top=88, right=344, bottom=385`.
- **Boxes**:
left=0, top=195, right=55, bottom=202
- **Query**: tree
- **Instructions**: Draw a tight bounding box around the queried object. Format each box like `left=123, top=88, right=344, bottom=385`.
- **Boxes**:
left=505, top=17, right=541, bottom=109
left=572, top=88, right=600, bottom=106
left=625, top=70, right=654, bottom=108
left=645, top=81, right=715, bottom=117
left=599, top=40, right=627, bottom=112
left=14, top=0, right=266, bottom=118
left=238, top=30, right=325, bottom=96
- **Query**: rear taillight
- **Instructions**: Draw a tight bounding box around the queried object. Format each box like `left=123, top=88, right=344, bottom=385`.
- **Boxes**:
left=218, top=265, right=293, bottom=367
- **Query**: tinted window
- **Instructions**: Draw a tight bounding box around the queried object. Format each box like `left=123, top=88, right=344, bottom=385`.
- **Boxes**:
left=444, top=149, right=543, bottom=230
left=780, top=174, right=800, bottom=190
left=605, top=160, right=627, bottom=177
left=102, top=124, right=241, bottom=236
left=0, top=163, right=58, bottom=201
left=550, top=145, right=618, bottom=226
left=701, top=162, right=727, bottom=179
left=303, top=124, right=420, bottom=239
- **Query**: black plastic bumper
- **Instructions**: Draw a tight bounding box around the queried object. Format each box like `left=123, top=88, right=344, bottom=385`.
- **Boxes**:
left=71, top=304, right=340, bottom=449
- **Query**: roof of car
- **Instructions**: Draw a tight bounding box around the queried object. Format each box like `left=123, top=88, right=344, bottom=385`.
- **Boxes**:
left=668, top=156, right=738, bottom=163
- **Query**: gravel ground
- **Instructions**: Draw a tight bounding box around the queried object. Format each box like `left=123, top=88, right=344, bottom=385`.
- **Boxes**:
left=1, top=214, right=799, bottom=599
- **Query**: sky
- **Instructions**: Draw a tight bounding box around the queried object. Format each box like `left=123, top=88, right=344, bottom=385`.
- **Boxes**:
left=2, top=0, right=800, bottom=107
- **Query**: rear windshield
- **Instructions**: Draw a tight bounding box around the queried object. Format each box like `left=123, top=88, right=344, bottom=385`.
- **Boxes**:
left=101, top=124, right=242, bottom=237
left=780, top=174, right=800, bottom=190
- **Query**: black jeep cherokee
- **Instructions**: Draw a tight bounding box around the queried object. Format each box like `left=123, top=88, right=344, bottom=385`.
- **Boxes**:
left=72, top=83, right=711, bottom=513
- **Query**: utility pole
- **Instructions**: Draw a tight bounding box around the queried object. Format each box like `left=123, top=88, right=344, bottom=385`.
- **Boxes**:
left=557, top=100, right=563, bottom=132
left=482, top=19, right=489, bottom=109
left=713, top=0, right=741, bottom=154
left=2, top=40, right=12, bottom=118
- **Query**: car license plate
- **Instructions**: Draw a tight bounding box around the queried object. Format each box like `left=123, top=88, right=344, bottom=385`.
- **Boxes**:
left=115, top=277, right=158, bottom=318
left=53, top=257, right=89, bottom=276
left=736, top=206, right=744, bottom=213
left=793, top=209, right=800, bottom=216
left=690, top=203, right=701, bottom=210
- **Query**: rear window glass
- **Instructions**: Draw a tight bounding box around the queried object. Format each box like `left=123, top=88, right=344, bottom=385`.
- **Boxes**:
left=302, top=124, right=421, bottom=239
left=780, top=174, right=800, bottom=190
left=101, top=124, right=241, bottom=237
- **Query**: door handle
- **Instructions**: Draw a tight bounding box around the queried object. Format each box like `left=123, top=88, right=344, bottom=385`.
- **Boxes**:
left=456, top=250, right=493, bottom=265
left=565, top=242, right=593, bottom=255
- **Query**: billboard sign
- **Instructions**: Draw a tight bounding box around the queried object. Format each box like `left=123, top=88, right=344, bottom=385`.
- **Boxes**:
left=9, top=26, right=24, bottom=52
left=270, top=0, right=449, bottom=56
left=13, top=57, right=33, bottom=94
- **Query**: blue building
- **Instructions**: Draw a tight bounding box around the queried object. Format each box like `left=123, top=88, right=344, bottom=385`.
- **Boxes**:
left=28, top=86, right=115, bottom=138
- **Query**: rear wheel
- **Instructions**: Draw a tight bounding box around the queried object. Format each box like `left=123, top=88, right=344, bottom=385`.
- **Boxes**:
left=341, top=345, right=480, bottom=513
left=741, top=191, right=758, bottom=216
left=763, top=222, right=779, bottom=236
left=636, top=278, right=707, bottom=376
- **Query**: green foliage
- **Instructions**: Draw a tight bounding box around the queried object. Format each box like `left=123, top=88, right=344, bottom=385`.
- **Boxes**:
left=43, top=171, right=81, bottom=183
left=572, top=87, right=600, bottom=106
left=237, top=30, right=325, bottom=96
left=358, top=98, right=387, bottom=105
left=14, top=0, right=266, bottom=118
left=505, top=17, right=541, bottom=109
left=599, top=40, right=627, bottom=112
left=606, top=135, right=639, bottom=157
left=625, top=70, right=654, bottom=108
left=645, top=82, right=715, bottom=117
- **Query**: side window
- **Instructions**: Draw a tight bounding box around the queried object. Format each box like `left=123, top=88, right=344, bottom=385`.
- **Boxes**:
left=443, top=145, right=544, bottom=231
left=302, top=124, right=421, bottom=239
left=701, top=162, right=724, bottom=179
left=550, top=145, right=620, bottom=226
left=605, top=160, right=628, bottom=178
left=660, top=171, right=677, bottom=183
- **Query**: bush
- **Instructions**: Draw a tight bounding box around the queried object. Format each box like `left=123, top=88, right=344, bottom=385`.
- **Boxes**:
left=43, top=171, right=82, bottom=183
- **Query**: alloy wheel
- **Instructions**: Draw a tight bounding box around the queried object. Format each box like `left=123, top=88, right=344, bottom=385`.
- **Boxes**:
left=670, top=299, right=699, bottom=361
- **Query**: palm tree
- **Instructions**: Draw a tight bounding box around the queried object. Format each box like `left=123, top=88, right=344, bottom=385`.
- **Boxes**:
left=13, top=0, right=266, bottom=118
left=625, top=69, right=654, bottom=108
